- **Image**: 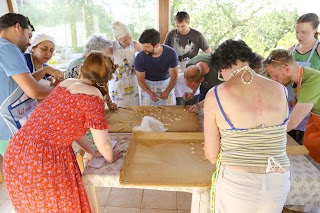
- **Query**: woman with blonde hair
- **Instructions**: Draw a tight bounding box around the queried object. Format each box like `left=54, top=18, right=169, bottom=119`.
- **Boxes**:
left=4, top=51, right=122, bottom=213
left=66, top=33, right=117, bottom=109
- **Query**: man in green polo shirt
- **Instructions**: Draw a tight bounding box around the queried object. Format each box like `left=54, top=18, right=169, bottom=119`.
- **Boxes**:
left=265, top=49, right=320, bottom=164
left=183, top=54, right=222, bottom=112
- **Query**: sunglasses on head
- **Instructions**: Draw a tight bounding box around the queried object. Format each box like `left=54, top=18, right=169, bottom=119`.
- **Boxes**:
left=265, top=56, right=281, bottom=65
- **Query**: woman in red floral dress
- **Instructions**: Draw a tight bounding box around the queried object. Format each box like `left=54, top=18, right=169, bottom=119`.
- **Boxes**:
left=3, top=51, right=121, bottom=213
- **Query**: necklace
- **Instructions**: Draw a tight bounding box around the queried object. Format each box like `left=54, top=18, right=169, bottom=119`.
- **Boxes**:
left=230, top=66, right=254, bottom=84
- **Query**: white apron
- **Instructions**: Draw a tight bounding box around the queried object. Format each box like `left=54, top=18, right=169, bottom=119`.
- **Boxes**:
left=0, top=86, right=38, bottom=135
left=139, top=78, right=176, bottom=106
left=108, top=41, right=139, bottom=107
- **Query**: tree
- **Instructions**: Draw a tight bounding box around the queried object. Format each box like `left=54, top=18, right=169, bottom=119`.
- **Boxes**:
left=16, top=0, right=113, bottom=52
left=242, top=9, right=298, bottom=56
left=171, top=0, right=299, bottom=56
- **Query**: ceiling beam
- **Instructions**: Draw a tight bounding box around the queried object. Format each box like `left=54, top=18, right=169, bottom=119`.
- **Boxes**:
left=7, top=0, right=14, bottom=12
left=159, top=0, right=170, bottom=43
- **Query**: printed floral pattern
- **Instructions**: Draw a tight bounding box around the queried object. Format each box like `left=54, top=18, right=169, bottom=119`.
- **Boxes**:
left=3, top=86, right=108, bottom=213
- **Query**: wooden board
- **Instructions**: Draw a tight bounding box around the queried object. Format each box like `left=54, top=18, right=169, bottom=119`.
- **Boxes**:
left=286, top=134, right=309, bottom=155
left=120, top=132, right=215, bottom=187
left=119, top=132, right=309, bottom=187
left=106, top=106, right=200, bottom=133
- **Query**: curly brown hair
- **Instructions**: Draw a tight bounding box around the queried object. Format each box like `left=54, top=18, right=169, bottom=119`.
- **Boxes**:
left=211, top=39, right=256, bottom=71
left=80, top=50, right=118, bottom=96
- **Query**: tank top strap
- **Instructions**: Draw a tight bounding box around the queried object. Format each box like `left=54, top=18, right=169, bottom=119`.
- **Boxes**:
left=292, top=44, right=298, bottom=53
left=307, top=40, right=319, bottom=63
left=281, top=85, right=290, bottom=125
left=214, top=86, right=235, bottom=129
left=292, top=40, right=319, bottom=63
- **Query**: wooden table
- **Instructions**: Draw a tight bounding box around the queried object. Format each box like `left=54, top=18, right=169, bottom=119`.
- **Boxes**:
left=120, top=132, right=215, bottom=187
left=119, top=132, right=309, bottom=188
left=83, top=133, right=318, bottom=213
left=106, top=105, right=200, bottom=132
left=83, top=111, right=319, bottom=213
left=286, top=134, right=309, bottom=155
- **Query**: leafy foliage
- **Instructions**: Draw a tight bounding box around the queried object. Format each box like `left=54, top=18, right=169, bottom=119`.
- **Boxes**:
left=17, top=0, right=113, bottom=51
left=170, top=0, right=300, bottom=57
left=15, top=0, right=308, bottom=57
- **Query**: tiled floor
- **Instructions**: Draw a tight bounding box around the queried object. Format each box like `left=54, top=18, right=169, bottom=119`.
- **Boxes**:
left=0, top=155, right=191, bottom=213
left=0, top=182, right=191, bottom=213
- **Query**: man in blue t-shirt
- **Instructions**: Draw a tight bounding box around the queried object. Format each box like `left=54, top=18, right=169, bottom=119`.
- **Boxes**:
left=135, top=28, right=178, bottom=106
left=0, top=13, right=61, bottom=155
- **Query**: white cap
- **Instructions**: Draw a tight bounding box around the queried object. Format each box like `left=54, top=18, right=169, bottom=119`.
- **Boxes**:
left=112, top=21, right=130, bottom=39
left=30, top=34, right=56, bottom=48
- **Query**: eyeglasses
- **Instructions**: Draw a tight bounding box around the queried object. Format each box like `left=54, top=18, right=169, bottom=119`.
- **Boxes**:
left=265, top=56, right=281, bottom=65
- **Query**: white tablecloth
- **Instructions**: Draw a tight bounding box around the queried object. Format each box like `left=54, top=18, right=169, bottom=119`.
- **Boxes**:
left=286, top=155, right=320, bottom=206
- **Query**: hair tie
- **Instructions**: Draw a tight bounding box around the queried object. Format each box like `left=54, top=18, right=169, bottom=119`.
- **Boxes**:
left=96, top=82, right=107, bottom=88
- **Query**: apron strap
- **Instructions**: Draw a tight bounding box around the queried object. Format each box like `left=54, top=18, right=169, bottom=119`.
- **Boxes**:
left=296, top=66, right=304, bottom=95
left=306, top=40, right=319, bottom=63
left=291, top=40, right=318, bottom=63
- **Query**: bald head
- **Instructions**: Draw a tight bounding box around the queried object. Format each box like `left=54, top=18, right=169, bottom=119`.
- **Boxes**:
left=184, top=65, right=203, bottom=83
left=184, top=65, right=205, bottom=90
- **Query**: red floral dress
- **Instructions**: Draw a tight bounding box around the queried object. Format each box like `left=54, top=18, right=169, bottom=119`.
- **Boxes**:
left=3, top=86, right=108, bottom=213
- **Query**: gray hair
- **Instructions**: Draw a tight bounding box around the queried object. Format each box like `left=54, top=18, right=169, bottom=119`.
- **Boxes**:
left=84, top=33, right=112, bottom=55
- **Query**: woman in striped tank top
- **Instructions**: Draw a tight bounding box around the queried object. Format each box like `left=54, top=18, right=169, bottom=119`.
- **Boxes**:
left=204, top=39, right=290, bottom=213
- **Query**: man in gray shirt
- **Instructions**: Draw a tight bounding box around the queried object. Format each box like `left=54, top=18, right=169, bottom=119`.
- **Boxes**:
left=164, top=11, right=212, bottom=61
left=164, top=11, right=212, bottom=105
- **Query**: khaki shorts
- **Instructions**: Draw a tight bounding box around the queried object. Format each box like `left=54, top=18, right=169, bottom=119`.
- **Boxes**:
left=215, top=166, right=290, bottom=213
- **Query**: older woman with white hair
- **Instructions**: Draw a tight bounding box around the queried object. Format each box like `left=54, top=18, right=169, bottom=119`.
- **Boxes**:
left=65, top=33, right=112, bottom=79
left=65, top=33, right=116, bottom=109
left=108, top=21, right=143, bottom=107
left=25, top=33, right=64, bottom=85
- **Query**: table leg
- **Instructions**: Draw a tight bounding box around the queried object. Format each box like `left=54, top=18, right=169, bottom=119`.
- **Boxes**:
left=190, top=190, right=210, bottom=213
left=84, top=184, right=100, bottom=213
left=0, top=171, right=4, bottom=183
